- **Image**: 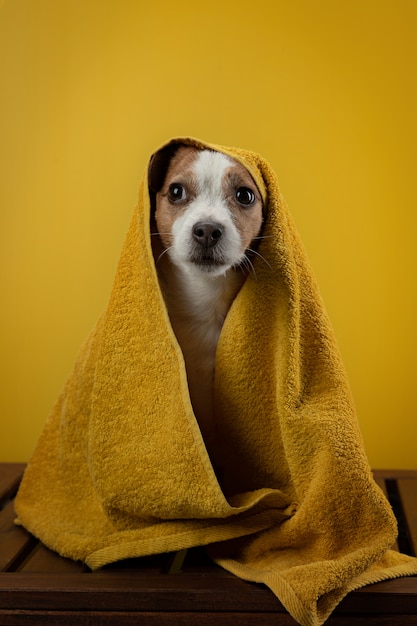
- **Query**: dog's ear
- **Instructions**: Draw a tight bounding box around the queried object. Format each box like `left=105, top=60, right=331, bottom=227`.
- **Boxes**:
left=148, top=144, right=179, bottom=194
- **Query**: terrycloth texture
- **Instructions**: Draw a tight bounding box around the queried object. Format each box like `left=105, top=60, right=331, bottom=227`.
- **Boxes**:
left=15, top=137, right=417, bottom=626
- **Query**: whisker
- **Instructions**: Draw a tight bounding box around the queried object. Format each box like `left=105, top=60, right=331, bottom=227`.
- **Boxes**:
left=156, top=246, right=173, bottom=264
left=247, top=257, right=257, bottom=280
left=240, top=254, right=257, bottom=281
left=247, top=247, right=273, bottom=271
left=237, top=257, right=248, bottom=273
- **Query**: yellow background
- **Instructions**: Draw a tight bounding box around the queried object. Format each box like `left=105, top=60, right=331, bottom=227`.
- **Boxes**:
left=1, top=0, right=416, bottom=468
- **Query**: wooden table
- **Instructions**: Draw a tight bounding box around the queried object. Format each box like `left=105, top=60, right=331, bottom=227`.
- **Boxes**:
left=0, top=464, right=416, bottom=625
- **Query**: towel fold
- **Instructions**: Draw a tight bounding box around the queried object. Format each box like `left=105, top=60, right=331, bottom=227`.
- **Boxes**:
left=15, top=137, right=417, bottom=626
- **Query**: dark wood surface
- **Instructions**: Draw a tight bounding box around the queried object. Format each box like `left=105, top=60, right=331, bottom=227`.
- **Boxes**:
left=0, top=464, right=416, bottom=625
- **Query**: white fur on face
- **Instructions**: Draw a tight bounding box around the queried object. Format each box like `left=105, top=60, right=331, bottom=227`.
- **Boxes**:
left=170, top=151, right=243, bottom=276
left=155, top=146, right=263, bottom=279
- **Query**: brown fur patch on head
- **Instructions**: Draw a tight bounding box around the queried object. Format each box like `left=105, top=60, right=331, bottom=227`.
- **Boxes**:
left=223, top=162, right=263, bottom=253
left=154, top=146, right=201, bottom=249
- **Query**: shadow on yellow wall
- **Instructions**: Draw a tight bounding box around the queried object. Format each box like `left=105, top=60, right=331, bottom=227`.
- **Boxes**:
left=1, top=0, right=416, bottom=468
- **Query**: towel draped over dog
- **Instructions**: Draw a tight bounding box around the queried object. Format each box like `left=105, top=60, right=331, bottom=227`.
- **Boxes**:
left=15, top=137, right=417, bottom=626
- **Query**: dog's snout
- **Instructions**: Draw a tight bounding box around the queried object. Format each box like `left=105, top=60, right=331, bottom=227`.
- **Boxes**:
left=192, top=222, right=224, bottom=248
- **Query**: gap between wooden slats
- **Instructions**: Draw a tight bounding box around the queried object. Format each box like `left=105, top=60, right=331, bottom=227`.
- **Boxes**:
left=397, top=478, right=417, bottom=557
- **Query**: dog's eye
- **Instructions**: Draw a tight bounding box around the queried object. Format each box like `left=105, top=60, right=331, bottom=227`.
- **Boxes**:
left=168, top=183, right=187, bottom=202
left=236, top=187, right=256, bottom=206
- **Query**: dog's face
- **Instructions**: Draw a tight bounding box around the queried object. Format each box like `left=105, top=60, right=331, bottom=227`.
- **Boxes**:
left=151, top=146, right=264, bottom=276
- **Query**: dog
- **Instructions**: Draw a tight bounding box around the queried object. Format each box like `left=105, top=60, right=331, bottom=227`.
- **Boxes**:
left=149, top=145, right=264, bottom=471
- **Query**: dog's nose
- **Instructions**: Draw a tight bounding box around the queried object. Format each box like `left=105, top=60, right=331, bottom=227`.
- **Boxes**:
left=192, top=222, right=224, bottom=248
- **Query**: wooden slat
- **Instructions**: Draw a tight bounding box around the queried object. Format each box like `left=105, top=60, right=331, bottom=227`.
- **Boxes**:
left=0, top=571, right=284, bottom=613
left=0, top=463, right=25, bottom=505
left=1, top=612, right=417, bottom=626
left=373, top=470, right=417, bottom=479
left=0, top=501, right=37, bottom=572
left=398, top=478, right=417, bottom=557
left=0, top=571, right=416, bottom=615
left=0, top=611, right=299, bottom=626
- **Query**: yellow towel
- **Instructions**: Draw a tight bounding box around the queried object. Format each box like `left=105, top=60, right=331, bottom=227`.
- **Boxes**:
left=15, top=137, right=417, bottom=626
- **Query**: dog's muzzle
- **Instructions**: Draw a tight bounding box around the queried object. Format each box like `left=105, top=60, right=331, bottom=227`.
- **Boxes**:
left=192, top=221, right=224, bottom=248
left=189, top=221, right=229, bottom=270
